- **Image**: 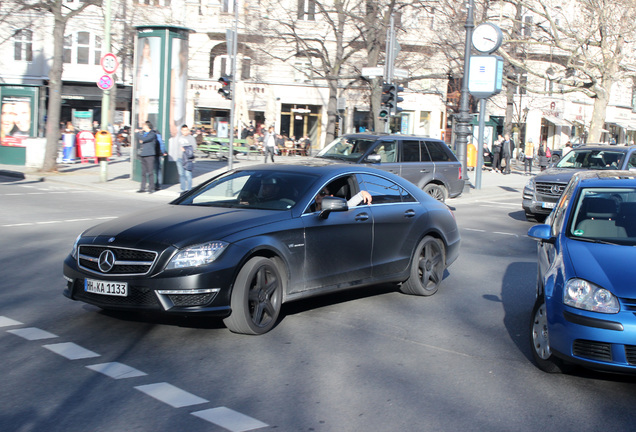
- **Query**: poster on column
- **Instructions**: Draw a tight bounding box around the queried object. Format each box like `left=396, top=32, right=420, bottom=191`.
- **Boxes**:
left=1, top=96, right=32, bottom=147
left=169, top=37, right=188, bottom=139
left=135, top=37, right=161, bottom=131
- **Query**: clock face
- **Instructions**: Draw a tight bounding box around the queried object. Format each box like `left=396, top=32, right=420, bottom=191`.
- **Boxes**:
left=472, top=23, right=502, bottom=53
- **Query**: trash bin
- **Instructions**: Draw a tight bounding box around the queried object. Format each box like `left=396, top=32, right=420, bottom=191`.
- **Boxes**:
left=95, top=130, right=112, bottom=158
left=62, top=132, right=76, bottom=162
left=467, top=143, right=477, bottom=170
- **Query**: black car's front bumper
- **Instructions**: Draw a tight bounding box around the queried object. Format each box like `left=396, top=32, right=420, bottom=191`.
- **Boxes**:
left=63, top=254, right=235, bottom=316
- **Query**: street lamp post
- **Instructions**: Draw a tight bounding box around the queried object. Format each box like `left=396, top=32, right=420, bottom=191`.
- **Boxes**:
left=455, top=0, right=475, bottom=186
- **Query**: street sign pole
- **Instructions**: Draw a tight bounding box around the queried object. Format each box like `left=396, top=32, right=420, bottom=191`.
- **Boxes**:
left=99, top=0, right=112, bottom=182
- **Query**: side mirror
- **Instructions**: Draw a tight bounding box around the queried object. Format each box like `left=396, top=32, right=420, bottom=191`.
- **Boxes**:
left=527, top=224, right=555, bottom=244
left=319, top=196, right=348, bottom=219
left=365, top=154, right=382, bottom=164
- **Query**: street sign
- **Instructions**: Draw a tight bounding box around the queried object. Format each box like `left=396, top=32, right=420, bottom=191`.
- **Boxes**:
left=394, top=68, right=409, bottom=79
left=97, top=74, right=114, bottom=91
left=362, top=67, right=384, bottom=78
left=100, top=53, right=119, bottom=74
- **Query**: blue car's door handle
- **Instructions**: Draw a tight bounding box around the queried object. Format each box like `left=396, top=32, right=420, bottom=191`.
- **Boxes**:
left=355, top=213, right=369, bottom=221
left=404, top=210, right=416, bottom=218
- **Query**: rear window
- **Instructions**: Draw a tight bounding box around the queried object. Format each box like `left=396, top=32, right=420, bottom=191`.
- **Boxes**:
left=425, top=141, right=455, bottom=162
left=317, top=136, right=376, bottom=162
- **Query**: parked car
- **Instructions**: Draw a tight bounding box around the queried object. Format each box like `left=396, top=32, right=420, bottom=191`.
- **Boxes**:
left=528, top=170, right=636, bottom=374
left=63, top=162, right=460, bottom=335
left=522, top=145, right=636, bottom=221
left=316, top=134, right=465, bottom=202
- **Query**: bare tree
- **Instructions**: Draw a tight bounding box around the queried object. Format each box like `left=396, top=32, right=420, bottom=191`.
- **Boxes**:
left=499, top=0, right=636, bottom=142
left=17, top=0, right=101, bottom=172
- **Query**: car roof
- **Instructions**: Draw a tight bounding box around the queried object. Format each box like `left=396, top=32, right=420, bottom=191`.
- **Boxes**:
left=571, top=145, right=636, bottom=153
left=339, top=133, right=444, bottom=142
left=573, top=170, right=636, bottom=186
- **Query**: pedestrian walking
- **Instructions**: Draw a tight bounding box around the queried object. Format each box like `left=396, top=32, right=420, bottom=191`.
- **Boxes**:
left=175, top=124, right=197, bottom=194
left=523, top=138, right=535, bottom=175
left=154, top=130, right=167, bottom=191
left=538, top=139, right=549, bottom=171
left=501, top=133, right=514, bottom=174
left=492, top=135, right=503, bottom=173
left=263, top=126, right=276, bottom=163
left=137, top=121, right=158, bottom=193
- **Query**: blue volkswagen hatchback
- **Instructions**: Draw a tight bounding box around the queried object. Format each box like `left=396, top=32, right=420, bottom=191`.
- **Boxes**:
left=528, top=171, right=636, bottom=373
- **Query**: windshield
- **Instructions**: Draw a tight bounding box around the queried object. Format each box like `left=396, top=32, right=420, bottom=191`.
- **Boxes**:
left=177, top=170, right=318, bottom=210
left=556, top=149, right=625, bottom=170
left=316, top=136, right=376, bottom=162
left=568, top=187, right=636, bottom=246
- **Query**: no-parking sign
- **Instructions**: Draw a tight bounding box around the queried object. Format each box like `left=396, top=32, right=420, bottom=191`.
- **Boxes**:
left=97, top=74, right=114, bottom=90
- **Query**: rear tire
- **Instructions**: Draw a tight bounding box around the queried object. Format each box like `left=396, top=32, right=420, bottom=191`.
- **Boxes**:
left=223, top=257, right=284, bottom=335
left=400, top=236, right=445, bottom=296
left=423, top=183, right=448, bottom=202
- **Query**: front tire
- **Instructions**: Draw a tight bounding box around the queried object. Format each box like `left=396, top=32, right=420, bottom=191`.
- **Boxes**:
left=223, top=257, right=284, bottom=335
left=400, top=236, right=445, bottom=296
left=530, top=296, right=567, bottom=373
left=423, top=183, right=448, bottom=202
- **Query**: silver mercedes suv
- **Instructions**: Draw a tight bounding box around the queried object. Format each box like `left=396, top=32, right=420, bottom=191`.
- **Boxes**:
left=316, top=134, right=465, bottom=202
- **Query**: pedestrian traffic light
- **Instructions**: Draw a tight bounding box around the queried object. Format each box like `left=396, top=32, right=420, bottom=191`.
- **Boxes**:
left=218, top=76, right=232, bottom=100
left=381, top=82, right=404, bottom=116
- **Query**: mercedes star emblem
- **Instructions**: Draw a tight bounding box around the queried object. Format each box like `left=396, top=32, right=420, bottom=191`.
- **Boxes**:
left=98, top=250, right=116, bottom=273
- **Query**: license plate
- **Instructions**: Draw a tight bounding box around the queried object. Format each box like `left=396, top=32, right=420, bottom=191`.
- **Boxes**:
left=541, top=202, right=556, bottom=209
left=85, top=278, right=128, bottom=297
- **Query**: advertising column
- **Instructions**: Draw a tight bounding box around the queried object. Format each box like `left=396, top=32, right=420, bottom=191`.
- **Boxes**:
left=132, top=26, right=190, bottom=184
left=0, top=85, right=39, bottom=165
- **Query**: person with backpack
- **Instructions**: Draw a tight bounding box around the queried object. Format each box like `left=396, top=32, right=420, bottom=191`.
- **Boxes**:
left=175, top=124, right=197, bottom=194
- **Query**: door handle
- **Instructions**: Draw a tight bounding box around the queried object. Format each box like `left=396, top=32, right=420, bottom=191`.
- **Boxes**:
left=355, top=213, right=369, bottom=221
left=404, top=210, right=416, bottom=218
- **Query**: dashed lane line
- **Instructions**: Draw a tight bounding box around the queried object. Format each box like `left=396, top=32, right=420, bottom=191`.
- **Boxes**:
left=2, top=315, right=270, bottom=431
left=1, top=216, right=116, bottom=228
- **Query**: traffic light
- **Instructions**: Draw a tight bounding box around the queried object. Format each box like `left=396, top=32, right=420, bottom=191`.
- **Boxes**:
left=218, top=76, right=232, bottom=100
left=380, top=82, right=404, bottom=117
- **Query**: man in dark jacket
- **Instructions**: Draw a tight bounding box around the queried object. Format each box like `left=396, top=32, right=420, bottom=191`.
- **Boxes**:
left=501, top=133, right=515, bottom=174
left=138, top=121, right=158, bottom=193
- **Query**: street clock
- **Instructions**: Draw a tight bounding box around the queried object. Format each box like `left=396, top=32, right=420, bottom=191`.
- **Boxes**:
left=472, top=22, right=503, bottom=54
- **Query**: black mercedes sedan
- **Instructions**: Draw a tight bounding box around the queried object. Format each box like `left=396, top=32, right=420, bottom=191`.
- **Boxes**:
left=63, top=162, right=460, bottom=335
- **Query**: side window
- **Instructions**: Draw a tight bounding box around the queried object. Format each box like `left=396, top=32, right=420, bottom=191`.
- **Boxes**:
left=369, top=140, right=397, bottom=162
left=425, top=141, right=452, bottom=162
left=402, top=140, right=421, bottom=162
left=627, top=153, right=636, bottom=170
left=306, top=175, right=356, bottom=213
left=551, top=179, right=577, bottom=235
left=358, top=174, right=416, bottom=204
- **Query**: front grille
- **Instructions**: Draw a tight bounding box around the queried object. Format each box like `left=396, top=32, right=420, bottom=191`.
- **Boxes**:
left=625, top=346, right=636, bottom=365
left=78, top=245, right=157, bottom=276
left=573, top=339, right=612, bottom=362
left=620, top=297, right=636, bottom=312
left=536, top=182, right=566, bottom=198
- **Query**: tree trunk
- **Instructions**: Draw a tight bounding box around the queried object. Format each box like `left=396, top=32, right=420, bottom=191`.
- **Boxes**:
left=42, top=8, right=66, bottom=172
left=325, top=77, right=339, bottom=145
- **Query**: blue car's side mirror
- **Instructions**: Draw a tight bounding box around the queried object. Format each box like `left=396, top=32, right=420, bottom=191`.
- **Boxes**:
left=527, top=224, right=555, bottom=244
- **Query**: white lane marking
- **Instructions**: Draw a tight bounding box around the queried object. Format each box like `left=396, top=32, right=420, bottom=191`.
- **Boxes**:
left=0, top=316, right=23, bottom=327
left=7, top=327, right=58, bottom=340
left=464, top=228, right=486, bottom=232
left=135, top=382, right=209, bottom=408
left=43, top=342, right=100, bottom=360
left=1, top=216, right=116, bottom=228
left=192, top=407, right=269, bottom=432
left=87, top=362, right=147, bottom=379
left=493, top=231, right=519, bottom=237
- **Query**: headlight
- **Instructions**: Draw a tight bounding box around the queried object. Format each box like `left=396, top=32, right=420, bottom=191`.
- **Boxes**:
left=166, top=241, right=228, bottom=269
left=71, top=233, right=83, bottom=259
left=524, top=177, right=535, bottom=191
left=563, top=278, right=619, bottom=314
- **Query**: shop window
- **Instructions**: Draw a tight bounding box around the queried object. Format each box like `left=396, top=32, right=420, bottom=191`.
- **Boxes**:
left=14, top=29, right=32, bottom=62
left=298, top=0, right=316, bottom=21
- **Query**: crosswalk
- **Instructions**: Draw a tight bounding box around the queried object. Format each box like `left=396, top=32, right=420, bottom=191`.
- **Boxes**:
left=1, top=315, right=269, bottom=432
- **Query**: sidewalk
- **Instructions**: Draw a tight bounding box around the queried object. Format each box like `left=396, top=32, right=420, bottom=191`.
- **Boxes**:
left=0, top=148, right=530, bottom=202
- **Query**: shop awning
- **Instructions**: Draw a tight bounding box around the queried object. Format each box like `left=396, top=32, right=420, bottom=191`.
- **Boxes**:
left=611, top=121, right=636, bottom=131
left=543, top=115, right=571, bottom=127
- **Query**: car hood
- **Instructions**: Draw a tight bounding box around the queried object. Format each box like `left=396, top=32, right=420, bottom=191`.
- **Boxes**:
left=566, top=240, right=636, bottom=297
left=81, top=205, right=290, bottom=248
left=534, top=167, right=584, bottom=184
